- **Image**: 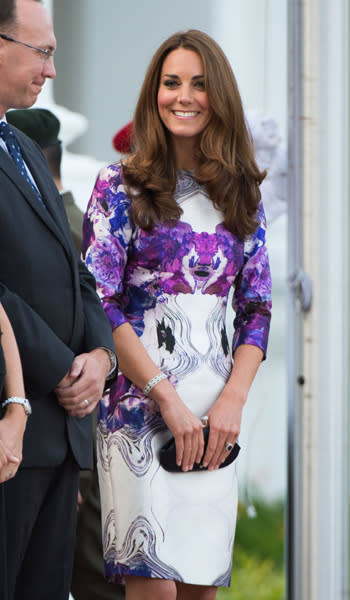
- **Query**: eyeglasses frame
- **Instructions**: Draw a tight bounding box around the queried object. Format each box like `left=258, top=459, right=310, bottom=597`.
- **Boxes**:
left=0, top=33, right=53, bottom=60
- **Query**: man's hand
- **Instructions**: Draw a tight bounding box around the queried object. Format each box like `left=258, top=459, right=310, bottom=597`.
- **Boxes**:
left=55, top=348, right=111, bottom=418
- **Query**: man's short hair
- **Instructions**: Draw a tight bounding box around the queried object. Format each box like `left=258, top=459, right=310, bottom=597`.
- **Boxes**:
left=0, top=0, right=15, bottom=31
left=0, top=0, right=41, bottom=32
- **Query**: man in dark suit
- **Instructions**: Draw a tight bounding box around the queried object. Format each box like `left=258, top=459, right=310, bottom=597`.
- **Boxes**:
left=0, top=1, right=117, bottom=599
left=6, top=106, right=125, bottom=600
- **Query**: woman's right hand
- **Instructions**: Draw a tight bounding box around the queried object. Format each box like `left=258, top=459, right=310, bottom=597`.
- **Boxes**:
left=112, top=323, right=205, bottom=472
left=152, top=387, right=204, bottom=471
left=0, top=408, right=24, bottom=482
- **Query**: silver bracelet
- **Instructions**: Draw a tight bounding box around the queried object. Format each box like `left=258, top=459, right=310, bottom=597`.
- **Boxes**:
left=2, top=396, right=32, bottom=416
left=143, top=372, right=167, bottom=396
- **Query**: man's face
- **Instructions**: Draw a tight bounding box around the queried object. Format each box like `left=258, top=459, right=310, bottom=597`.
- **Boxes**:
left=0, top=0, right=56, bottom=117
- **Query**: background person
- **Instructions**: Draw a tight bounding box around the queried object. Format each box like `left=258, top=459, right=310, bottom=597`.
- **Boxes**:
left=83, top=29, right=271, bottom=600
left=0, top=1, right=116, bottom=599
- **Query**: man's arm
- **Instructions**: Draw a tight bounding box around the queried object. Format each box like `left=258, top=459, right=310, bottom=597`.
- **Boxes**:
left=54, top=259, right=117, bottom=417
left=0, top=283, right=75, bottom=395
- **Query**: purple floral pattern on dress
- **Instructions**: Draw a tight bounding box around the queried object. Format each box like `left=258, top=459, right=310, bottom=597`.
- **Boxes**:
left=83, top=163, right=272, bottom=435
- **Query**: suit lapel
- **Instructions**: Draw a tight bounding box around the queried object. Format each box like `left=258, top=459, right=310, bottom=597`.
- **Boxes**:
left=0, top=136, right=73, bottom=257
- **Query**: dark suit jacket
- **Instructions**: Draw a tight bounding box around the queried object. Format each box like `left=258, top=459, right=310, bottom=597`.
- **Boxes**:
left=0, top=125, right=115, bottom=469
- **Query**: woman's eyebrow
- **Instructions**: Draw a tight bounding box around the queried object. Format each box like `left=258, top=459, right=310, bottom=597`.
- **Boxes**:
left=162, top=74, right=204, bottom=79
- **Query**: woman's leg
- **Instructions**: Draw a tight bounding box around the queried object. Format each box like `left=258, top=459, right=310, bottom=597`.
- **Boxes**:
left=176, top=582, right=217, bottom=600
left=125, top=575, right=177, bottom=600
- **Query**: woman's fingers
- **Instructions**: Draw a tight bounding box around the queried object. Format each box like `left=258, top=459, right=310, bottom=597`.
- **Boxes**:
left=195, top=428, right=205, bottom=465
left=215, top=441, right=235, bottom=468
left=181, top=432, right=194, bottom=471
left=202, top=428, right=221, bottom=469
left=175, top=420, right=204, bottom=471
left=175, top=436, right=184, bottom=468
left=207, top=433, right=229, bottom=470
left=202, top=426, right=238, bottom=470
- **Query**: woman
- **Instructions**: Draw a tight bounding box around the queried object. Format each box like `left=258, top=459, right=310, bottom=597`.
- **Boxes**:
left=0, top=296, right=27, bottom=600
left=83, top=29, right=271, bottom=600
left=0, top=296, right=27, bottom=482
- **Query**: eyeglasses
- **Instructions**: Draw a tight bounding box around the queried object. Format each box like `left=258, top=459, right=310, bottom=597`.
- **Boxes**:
left=0, top=33, right=54, bottom=61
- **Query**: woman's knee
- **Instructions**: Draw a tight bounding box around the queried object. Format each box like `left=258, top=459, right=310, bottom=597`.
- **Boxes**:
left=176, top=582, right=217, bottom=600
left=125, top=575, right=177, bottom=600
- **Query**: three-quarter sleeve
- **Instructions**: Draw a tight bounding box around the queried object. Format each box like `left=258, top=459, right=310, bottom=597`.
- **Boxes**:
left=231, top=203, right=272, bottom=358
left=82, top=164, right=132, bottom=332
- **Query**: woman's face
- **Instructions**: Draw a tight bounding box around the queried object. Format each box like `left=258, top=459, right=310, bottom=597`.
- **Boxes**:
left=157, top=48, right=211, bottom=145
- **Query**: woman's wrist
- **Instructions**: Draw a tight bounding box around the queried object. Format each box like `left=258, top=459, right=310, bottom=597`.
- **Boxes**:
left=2, top=396, right=31, bottom=416
left=148, top=378, right=178, bottom=408
left=221, top=383, right=248, bottom=407
left=2, top=403, right=28, bottom=430
left=143, top=372, right=168, bottom=396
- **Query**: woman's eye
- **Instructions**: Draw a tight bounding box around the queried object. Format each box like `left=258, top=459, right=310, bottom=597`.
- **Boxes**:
left=194, top=80, right=205, bottom=90
left=164, top=80, right=179, bottom=88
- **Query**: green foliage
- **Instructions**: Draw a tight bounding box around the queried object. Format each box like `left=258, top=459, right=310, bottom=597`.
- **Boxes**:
left=217, top=549, right=284, bottom=600
left=235, top=497, right=285, bottom=568
left=217, top=496, right=285, bottom=600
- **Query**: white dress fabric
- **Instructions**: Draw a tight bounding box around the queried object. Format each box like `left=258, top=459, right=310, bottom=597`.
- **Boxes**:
left=83, top=164, right=272, bottom=587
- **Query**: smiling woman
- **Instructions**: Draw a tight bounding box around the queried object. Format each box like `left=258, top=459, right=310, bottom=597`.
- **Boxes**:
left=82, top=28, right=271, bottom=600
left=157, top=48, right=211, bottom=161
left=123, top=29, right=265, bottom=238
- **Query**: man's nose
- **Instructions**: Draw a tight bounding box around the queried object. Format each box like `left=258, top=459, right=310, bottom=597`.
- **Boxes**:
left=43, top=57, right=56, bottom=79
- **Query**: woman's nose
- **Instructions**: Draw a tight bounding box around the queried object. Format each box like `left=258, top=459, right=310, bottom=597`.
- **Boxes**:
left=178, top=84, right=192, bottom=103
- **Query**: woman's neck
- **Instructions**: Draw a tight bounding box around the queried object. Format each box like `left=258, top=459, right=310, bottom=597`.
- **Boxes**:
left=172, top=137, right=199, bottom=170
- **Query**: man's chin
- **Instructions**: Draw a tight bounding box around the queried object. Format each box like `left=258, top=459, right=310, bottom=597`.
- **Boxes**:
left=15, top=95, right=40, bottom=110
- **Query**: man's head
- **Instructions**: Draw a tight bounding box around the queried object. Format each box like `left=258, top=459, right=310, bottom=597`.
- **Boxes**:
left=0, top=0, right=56, bottom=117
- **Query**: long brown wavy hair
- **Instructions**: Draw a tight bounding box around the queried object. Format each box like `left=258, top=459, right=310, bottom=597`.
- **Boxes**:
left=122, top=29, right=266, bottom=239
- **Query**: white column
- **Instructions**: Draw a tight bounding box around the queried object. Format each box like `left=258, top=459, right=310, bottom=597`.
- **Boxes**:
left=288, top=0, right=350, bottom=597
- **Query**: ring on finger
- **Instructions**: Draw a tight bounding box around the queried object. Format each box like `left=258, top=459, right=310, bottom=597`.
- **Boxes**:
left=83, top=399, right=89, bottom=407
left=225, top=442, right=234, bottom=452
left=201, top=415, right=209, bottom=427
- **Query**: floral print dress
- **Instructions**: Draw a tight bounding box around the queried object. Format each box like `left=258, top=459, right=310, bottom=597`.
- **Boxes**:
left=83, top=163, right=272, bottom=587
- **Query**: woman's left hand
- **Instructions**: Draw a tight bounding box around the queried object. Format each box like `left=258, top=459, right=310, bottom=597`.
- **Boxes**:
left=201, top=392, right=244, bottom=471
left=201, top=344, right=263, bottom=470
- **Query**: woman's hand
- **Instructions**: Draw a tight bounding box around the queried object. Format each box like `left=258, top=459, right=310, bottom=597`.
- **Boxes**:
left=112, top=323, right=205, bottom=471
left=201, top=344, right=264, bottom=471
left=202, top=392, right=244, bottom=471
left=0, top=406, right=26, bottom=482
left=158, top=395, right=205, bottom=472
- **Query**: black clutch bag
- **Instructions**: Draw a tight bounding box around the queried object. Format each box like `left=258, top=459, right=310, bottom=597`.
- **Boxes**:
left=159, top=427, right=240, bottom=472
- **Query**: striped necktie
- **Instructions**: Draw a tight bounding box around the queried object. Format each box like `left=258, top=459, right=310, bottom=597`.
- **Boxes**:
left=0, top=121, right=45, bottom=206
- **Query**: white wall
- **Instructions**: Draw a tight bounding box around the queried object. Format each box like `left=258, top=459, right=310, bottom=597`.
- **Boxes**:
left=210, top=0, right=287, bottom=141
